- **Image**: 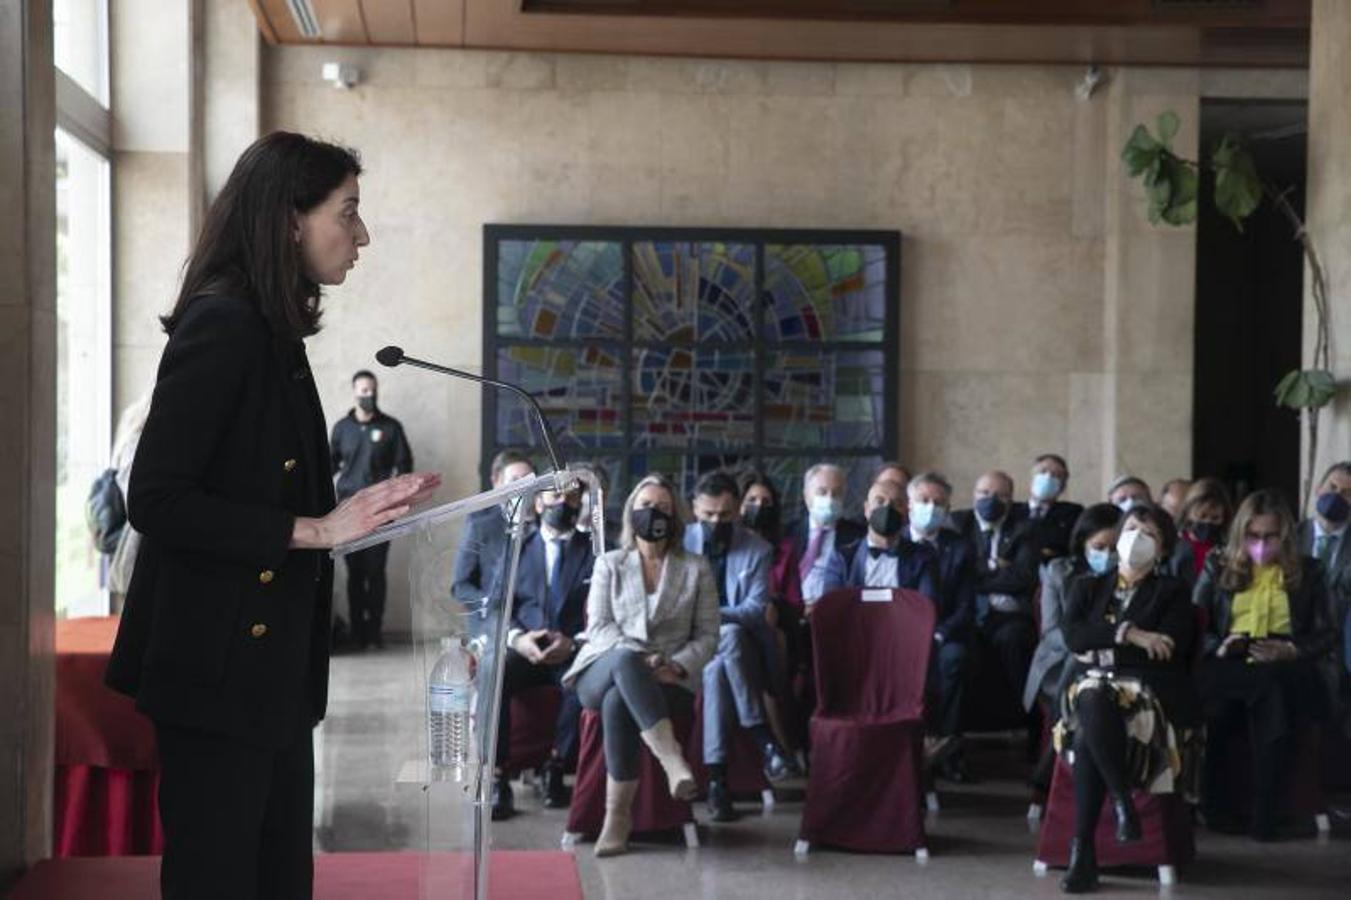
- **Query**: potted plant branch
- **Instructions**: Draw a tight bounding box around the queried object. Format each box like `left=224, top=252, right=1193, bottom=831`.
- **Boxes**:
left=1121, top=110, right=1339, bottom=511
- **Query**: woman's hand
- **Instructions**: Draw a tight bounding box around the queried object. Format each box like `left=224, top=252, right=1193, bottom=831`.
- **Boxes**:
left=1124, top=625, right=1175, bottom=661
left=1249, top=638, right=1298, bottom=664
left=653, top=662, right=686, bottom=684
left=1217, top=633, right=1249, bottom=659
left=291, top=472, right=441, bottom=549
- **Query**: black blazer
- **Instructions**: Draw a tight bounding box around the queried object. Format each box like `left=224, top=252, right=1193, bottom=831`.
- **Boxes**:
left=926, top=529, right=978, bottom=643
left=511, top=528, right=595, bottom=638
left=106, top=294, right=336, bottom=748
left=1194, top=554, right=1336, bottom=661
left=1063, top=571, right=1200, bottom=727
left=1016, top=500, right=1084, bottom=561
left=949, top=509, right=1042, bottom=603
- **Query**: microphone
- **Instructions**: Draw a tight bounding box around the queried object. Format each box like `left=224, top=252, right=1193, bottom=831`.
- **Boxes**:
left=376, top=345, right=564, bottom=476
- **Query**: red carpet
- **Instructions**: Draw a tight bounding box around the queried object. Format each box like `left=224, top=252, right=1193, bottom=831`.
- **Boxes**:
left=6, top=851, right=582, bottom=900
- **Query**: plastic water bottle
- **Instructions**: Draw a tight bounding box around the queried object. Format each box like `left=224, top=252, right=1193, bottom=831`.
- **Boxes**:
left=428, top=636, right=476, bottom=774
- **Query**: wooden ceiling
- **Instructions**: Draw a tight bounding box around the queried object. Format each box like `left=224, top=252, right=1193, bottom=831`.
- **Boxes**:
left=247, top=0, right=1312, bottom=67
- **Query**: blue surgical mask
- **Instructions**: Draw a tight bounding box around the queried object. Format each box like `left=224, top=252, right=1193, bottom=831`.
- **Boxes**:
left=810, top=494, right=842, bottom=528
left=910, top=501, right=945, bottom=534
left=1031, top=472, right=1062, bottom=502
left=1085, top=547, right=1116, bottom=575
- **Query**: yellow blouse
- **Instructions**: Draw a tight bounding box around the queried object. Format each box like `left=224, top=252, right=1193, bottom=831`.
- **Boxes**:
left=1230, top=564, right=1292, bottom=638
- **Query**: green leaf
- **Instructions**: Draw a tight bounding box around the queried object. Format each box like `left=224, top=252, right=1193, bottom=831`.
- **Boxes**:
left=1212, top=133, right=1262, bottom=231
left=1156, top=110, right=1180, bottom=145
left=1121, top=125, right=1161, bottom=176
left=1274, top=368, right=1339, bottom=409
left=1161, top=163, right=1198, bottom=226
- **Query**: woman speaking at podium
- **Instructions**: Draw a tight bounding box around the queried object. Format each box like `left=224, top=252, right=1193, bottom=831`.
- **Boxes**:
left=106, top=132, right=439, bottom=900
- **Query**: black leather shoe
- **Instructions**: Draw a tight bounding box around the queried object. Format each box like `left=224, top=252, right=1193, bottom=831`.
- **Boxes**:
left=1060, top=838, right=1099, bottom=893
left=1112, top=794, right=1141, bottom=844
left=940, top=755, right=972, bottom=784
left=491, top=777, right=515, bottom=821
left=762, top=744, right=801, bottom=782
left=542, top=760, right=571, bottom=809
left=707, top=779, right=738, bottom=822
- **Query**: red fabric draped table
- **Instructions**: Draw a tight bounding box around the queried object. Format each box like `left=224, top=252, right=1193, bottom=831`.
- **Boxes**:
left=53, top=615, right=163, bottom=857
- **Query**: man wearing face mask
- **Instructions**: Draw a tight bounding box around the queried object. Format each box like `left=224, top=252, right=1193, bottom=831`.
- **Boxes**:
left=330, top=370, right=414, bottom=649
left=1297, top=461, right=1351, bottom=731
left=685, top=471, right=797, bottom=821
left=823, top=478, right=937, bottom=596
left=1016, top=453, right=1084, bottom=562
left=491, top=486, right=596, bottom=819
left=951, top=471, right=1042, bottom=734
left=791, top=463, right=867, bottom=604
left=1107, top=475, right=1153, bottom=514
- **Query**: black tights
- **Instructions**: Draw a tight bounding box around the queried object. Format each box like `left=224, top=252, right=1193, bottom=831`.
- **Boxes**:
left=1071, top=686, right=1130, bottom=845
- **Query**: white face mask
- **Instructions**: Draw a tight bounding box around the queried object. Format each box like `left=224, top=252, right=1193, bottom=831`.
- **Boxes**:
left=910, top=500, right=944, bottom=534
left=1116, top=528, right=1158, bottom=571
left=810, top=494, right=842, bottom=527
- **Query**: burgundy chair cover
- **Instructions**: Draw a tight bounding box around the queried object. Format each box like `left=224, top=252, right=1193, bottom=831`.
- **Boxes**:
left=687, top=691, right=771, bottom=797
left=797, top=587, right=935, bottom=853
left=565, top=700, right=695, bottom=839
left=53, top=765, right=165, bottom=857
left=502, top=685, right=565, bottom=777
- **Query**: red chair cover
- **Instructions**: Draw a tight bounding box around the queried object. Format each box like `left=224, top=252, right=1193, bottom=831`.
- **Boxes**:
left=565, top=701, right=695, bottom=839
left=53, top=765, right=164, bottom=857
left=687, top=692, right=771, bottom=797
left=797, top=587, right=935, bottom=853
left=502, top=685, right=564, bottom=777
left=1034, top=755, right=1195, bottom=868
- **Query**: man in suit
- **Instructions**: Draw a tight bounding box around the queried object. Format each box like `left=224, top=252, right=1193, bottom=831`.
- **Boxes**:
left=950, top=471, right=1042, bottom=737
left=452, top=449, right=536, bottom=613
left=1298, top=460, right=1351, bottom=734
left=492, top=484, right=596, bottom=819
left=907, top=471, right=978, bottom=780
left=822, top=477, right=937, bottom=597
left=687, top=471, right=798, bottom=821
left=1016, top=453, right=1084, bottom=562
left=788, top=462, right=867, bottom=604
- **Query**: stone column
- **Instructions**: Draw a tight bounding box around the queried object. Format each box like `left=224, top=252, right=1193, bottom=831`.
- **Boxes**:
left=1305, top=0, right=1351, bottom=498
left=0, top=0, right=57, bottom=882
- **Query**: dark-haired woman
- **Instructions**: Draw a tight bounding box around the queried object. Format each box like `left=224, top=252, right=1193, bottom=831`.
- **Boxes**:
left=1195, top=489, right=1335, bottom=841
left=106, top=132, right=440, bottom=900
left=1055, top=505, right=1199, bottom=893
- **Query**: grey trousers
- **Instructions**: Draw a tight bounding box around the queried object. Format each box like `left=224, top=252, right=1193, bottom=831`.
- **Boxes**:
left=702, top=623, right=769, bottom=765
left=575, top=648, right=689, bottom=781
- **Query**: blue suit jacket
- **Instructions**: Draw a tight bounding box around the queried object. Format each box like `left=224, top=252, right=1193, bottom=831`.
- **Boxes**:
left=451, top=506, right=511, bottom=607
left=511, top=527, right=595, bottom=638
left=921, top=528, right=978, bottom=643
left=821, top=536, right=939, bottom=601
left=683, top=523, right=773, bottom=633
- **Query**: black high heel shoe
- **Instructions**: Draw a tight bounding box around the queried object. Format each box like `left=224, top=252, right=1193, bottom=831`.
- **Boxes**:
left=1112, top=793, right=1141, bottom=844
left=1061, top=838, right=1099, bottom=893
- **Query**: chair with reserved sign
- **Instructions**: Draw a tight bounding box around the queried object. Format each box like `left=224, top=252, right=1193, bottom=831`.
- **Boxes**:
left=794, top=586, right=935, bottom=858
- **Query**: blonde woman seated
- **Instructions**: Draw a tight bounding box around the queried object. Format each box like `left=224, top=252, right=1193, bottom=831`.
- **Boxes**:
left=562, top=474, right=720, bottom=857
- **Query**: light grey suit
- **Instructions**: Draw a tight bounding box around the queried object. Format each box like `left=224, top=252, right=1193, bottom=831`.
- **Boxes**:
left=1023, top=557, right=1078, bottom=711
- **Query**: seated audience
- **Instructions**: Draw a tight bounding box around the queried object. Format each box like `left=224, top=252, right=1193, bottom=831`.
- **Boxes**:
left=1023, top=503, right=1123, bottom=790
left=1017, top=453, right=1085, bottom=561
left=685, top=471, right=798, bottom=823
left=1195, top=489, right=1336, bottom=841
left=1056, top=504, right=1199, bottom=893
left=1297, top=461, right=1351, bottom=734
left=908, top=472, right=978, bottom=780
left=789, top=463, right=866, bottom=604
left=452, top=449, right=536, bottom=611
left=562, top=474, right=720, bottom=857
left=1106, top=475, right=1152, bottom=513
left=822, top=477, right=937, bottom=597
left=492, top=485, right=594, bottom=819
left=951, top=471, right=1042, bottom=726
left=1168, top=478, right=1233, bottom=586
left=1159, top=478, right=1192, bottom=524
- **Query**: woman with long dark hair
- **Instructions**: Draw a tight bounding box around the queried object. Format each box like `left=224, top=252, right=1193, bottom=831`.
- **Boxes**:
left=106, top=132, right=439, bottom=899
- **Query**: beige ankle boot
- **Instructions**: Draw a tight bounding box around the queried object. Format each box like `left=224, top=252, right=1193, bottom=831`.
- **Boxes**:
left=639, top=718, right=697, bottom=801
left=594, top=777, right=637, bottom=857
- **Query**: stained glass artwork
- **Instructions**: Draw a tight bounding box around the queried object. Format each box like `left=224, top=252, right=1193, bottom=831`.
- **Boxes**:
left=495, top=344, right=625, bottom=451
left=763, top=244, right=887, bottom=342
left=631, top=242, right=757, bottom=343
left=496, top=240, right=625, bottom=339
left=631, top=348, right=756, bottom=450
left=628, top=452, right=756, bottom=503
left=762, top=350, right=886, bottom=448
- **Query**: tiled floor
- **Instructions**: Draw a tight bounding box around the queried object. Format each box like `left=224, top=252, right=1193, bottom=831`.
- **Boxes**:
left=315, top=644, right=1351, bottom=898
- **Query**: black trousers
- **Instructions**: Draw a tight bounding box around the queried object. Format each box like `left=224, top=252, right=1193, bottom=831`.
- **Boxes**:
left=344, top=542, right=389, bottom=646
left=927, top=638, right=968, bottom=737
left=495, top=648, right=582, bottom=769
left=155, top=722, right=314, bottom=900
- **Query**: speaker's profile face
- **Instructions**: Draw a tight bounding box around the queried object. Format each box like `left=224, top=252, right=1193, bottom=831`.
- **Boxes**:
left=297, top=173, right=370, bottom=286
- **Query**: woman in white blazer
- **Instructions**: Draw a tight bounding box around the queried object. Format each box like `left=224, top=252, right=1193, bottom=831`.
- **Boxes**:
left=563, top=473, right=720, bottom=856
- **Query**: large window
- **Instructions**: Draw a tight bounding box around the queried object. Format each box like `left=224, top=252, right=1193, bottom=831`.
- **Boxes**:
left=484, top=226, right=900, bottom=516
left=54, top=0, right=112, bottom=618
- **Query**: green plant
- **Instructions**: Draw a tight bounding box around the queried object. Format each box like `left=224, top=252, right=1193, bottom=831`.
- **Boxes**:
left=1122, top=111, right=1339, bottom=512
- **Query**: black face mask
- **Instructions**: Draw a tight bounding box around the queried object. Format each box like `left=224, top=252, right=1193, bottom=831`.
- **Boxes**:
left=1317, top=490, right=1350, bottom=525
left=701, top=520, right=735, bottom=556
left=631, top=506, right=673, bottom=543
left=1189, top=521, right=1222, bottom=544
left=357, top=395, right=377, bottom=413
left=742, top=502, right=778, bottom=534
left=868, top=504, right=905, bottom=539
left=975, top=496, right=1008, bottom=524
left=543, top=502, right=580, bottom=533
